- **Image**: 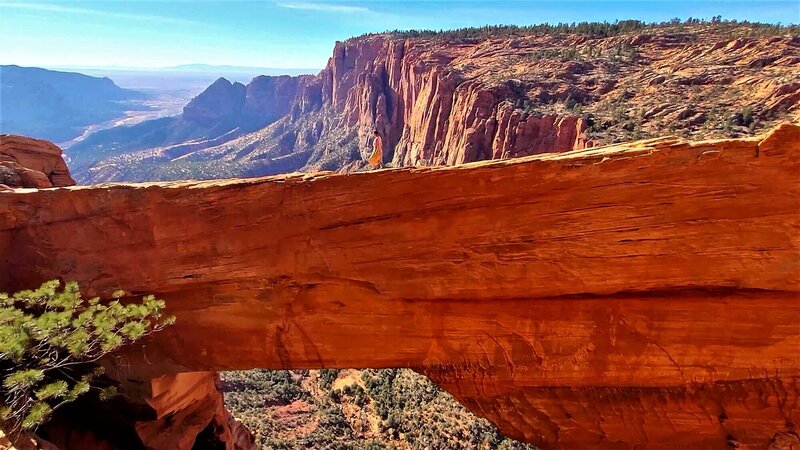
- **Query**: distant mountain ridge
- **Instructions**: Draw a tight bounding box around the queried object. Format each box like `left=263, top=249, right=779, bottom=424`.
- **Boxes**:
left=54, top=65, right=321, bottom=92
left=67, top=75, right=313, bottom=174
left=0, top=65, right=147, bottom=142
left=54, top=63, right=319, bottom=76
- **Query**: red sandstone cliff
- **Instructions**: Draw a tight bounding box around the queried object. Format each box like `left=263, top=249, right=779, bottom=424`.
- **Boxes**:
left=2, top=124, right=798, bottom=449
left=0, top=135, right=75, bottom=188
left=136, top=34, right=597, bottom=175
left=318, top=36, right=593, bottom=166
left=182, top=78, right=248, bottom=125
left=134, top=373, right=254, bottom=450
left=74, top=25, right=800, bottom=183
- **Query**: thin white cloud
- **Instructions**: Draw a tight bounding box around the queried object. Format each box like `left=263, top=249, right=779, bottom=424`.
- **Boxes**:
left=0, top=2, right=199, bottom=25
left=276, top=2, right=370, bottom=13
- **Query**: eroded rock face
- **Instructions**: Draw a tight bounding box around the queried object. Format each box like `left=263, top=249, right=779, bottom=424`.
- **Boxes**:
left=1, top=124, right=798, bottom=449
left=314, top=36, right=591, bottom=166
left=133, top=372, right=255, bottom=450
left=0, top=135, right=75, bottom=188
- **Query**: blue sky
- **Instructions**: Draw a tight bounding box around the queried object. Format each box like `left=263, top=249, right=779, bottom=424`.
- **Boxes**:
left=0, top=0, right=797, bottom=69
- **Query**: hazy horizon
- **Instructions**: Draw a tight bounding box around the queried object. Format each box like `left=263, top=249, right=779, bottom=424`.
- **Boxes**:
left=43, top=63, right=322, bottom=71
left=2, top=62, right=321, bottom=75
left=1, top=0, right=798, bottom=70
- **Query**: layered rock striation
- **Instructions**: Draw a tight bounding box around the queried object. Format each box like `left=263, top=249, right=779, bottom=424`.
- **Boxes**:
left=2, top=124, right=799, bottom=449
left=319, top=37, right=593, bottom=166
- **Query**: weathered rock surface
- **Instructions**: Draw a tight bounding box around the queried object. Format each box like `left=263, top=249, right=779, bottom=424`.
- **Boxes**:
left=134, top=372, right=255, bottom=450
left=322, top=36, right=594, bottom=166
left=0, top=430, right=59, bottom=450
left=2, top=123, right=798, bottom=449
left=0, top=135, right=75, bottom=188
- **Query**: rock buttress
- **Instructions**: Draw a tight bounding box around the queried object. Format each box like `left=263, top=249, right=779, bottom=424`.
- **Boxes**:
left=0, top=135, right=75, bottom=188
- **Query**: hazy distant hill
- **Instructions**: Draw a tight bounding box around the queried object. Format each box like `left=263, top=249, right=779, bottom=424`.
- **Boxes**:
left=0, top=65, right=147, bottom=142
left=61, top=64, right=320, bottom=92
left=67, top=74, right=312, bottom=175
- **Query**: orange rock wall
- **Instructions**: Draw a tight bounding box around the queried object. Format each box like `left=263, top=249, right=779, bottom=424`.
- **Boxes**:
left=2, top=124, right=798, bottom=449
left=0, top=135, right=75, bottom=188
left=134, top=372, right=254, bottom=450
left=315, top=37, right=588, bottom=166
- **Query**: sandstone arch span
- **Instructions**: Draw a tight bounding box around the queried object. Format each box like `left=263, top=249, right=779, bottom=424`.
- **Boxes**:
left=1, top=124, right=799, bottom=449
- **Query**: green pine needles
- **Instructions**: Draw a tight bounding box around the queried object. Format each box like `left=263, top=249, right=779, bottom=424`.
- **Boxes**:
left=0, top=280, right=175, bottom=433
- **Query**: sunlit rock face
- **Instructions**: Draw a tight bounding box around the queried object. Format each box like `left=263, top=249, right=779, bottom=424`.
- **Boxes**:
left=1, top=124, right=798, bottom=449
left=0, top=134, right=75, bottom=188
left=319, top=36, right=594, bottom=166
left=134, top=372, right=255, bottom=450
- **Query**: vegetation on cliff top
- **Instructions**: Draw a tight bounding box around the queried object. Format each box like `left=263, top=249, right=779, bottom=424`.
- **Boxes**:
left=369, top=18, right=800, bottom=41
left=0, top=280, right=174, bottom=435
left=222, top=368, right=536, bottom=450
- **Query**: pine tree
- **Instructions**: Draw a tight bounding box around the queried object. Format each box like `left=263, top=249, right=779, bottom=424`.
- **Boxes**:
left=0, top=280, right=174, bottom=434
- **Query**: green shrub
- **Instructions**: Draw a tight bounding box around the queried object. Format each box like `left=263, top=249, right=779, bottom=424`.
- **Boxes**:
left=375, top=19, right=798, bottom=42
left=317, top=368, right=339, bottom=390
left=741, top=106, right=754, bottom=126
left=221, top=369, right=307, bottom=408
left=0, top=280, right=174, bottom=433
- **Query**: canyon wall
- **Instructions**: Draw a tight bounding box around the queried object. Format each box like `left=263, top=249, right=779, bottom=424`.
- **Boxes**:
left=2, top=124, right=798, bottom=449
left=72, top=28, right=800, bottom=183
left=303, top=36, right=590, bottom=166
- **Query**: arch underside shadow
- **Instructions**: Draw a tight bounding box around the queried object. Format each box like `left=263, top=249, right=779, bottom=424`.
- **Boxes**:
left=128, top=289, right=799, bottom=450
